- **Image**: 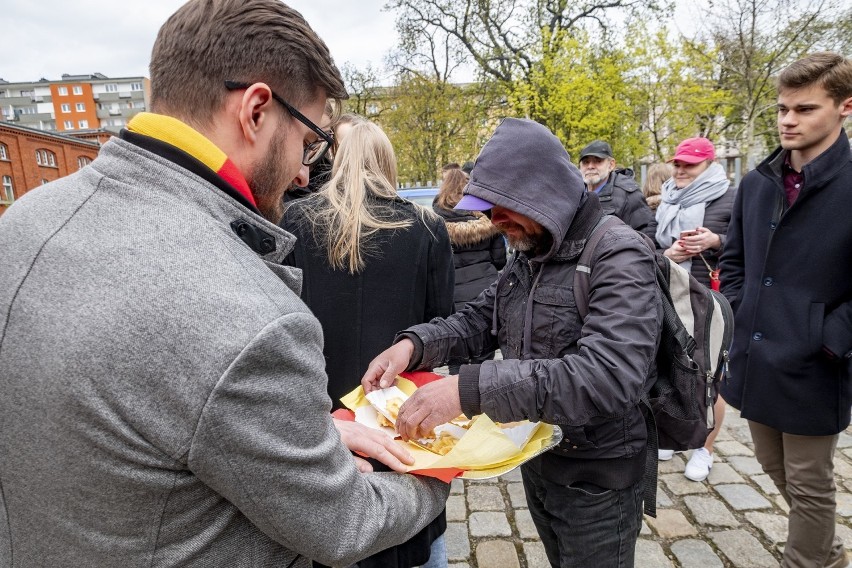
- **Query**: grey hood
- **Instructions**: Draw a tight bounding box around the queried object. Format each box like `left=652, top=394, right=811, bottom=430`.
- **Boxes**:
left=465, top=118, right=585, bottom=260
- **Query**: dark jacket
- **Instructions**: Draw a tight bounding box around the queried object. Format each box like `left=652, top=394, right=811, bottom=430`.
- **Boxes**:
left=597, top=168, right=658, bottom=242
left=719, top=130, right=852, bottom=435
left=281, top=195, right=454, bottom=406
left=671, top=186, right=737, bottom=288
left=433, top=204, right=507, bottom=311
left=281, top=195, right=454, bottom=568
left=401, top=119, right=661, bottom=489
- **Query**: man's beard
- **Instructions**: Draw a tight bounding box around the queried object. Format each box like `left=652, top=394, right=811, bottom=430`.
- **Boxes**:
left=250, top=130, right=288, bottom=223
left=583, top=172, right=603, bottom=186
left=504, top=228, right=551, bottom=255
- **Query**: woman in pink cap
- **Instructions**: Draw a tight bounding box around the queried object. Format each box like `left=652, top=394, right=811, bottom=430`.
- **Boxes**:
left=654, top=137, right=737, bottom=482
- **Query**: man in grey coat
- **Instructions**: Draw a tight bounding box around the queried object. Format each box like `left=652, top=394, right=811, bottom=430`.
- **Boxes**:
left=363, top=119, right=662, bottom=567
left=0, top=1, right=447, bottom=567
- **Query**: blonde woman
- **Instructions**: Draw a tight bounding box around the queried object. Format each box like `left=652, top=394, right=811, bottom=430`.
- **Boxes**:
left=641, top=162, right=672, bottom=212
left=280, top=115, right=453, bottom=568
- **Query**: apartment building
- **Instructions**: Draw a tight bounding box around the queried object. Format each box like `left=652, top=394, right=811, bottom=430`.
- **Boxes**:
left=0, top=73, right=150, bottom=134
left=0, top=122, right=100, bottom=216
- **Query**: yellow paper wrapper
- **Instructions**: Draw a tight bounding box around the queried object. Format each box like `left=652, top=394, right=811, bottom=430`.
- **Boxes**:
left=341, top=379, right=561, bottom=480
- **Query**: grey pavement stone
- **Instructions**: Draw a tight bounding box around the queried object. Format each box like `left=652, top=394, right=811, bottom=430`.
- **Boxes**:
left=710, top=529, right=778, bottom=568
left=640, top=520, right=652, bottom=535
left=646, top=509, right=698, bottom=538
left=670, top=539, right=725, bottom=568
left=707, top=462, right=746, bottom=484
left=751, top=474, right=780, bottom=495
left=774, top=494, right=790, bottom=513
left=467, top=485, right=505, bottom=511
left=838, top=431, right=852, bottom=449
left=714, top=440, right=754, bottom=456
left=469, top=512, right=512, bottom=537
left=513, top=508, right=538, bottom=539
left=684, top=495, right=739, bottom=527
left=445, top=521, right=471, bottom=561
left=745, top=511, right=788, bottom=544
left=446, top=495, right=467, bottom=522
left=499, top=468, right=523, bottom=482
left=727, top=456, right=764, bottom=475
left=715, top=484, right=773, bottom=511
left=476, top=540, right=520, bottom=568
left=522, top=542, right=549, bottom=568
left=448, top=563, right=470, bottom=568
left=837, top=492, right=852, bottom=517
left=507, top=482, right=527, bottom=509
left=635, top=539, right=674, bottom=567
left=834, top=457, right=852, bottom=479
left=661, top=472, right=710, bottom=496
left=835, top=523, right=852, bottom=550
left=656, top=486, right=674, bottom=508
left=451, top=478, right=465, bottom=494
left=658, top=454, right=686, bottom=474
left=469, top=476, right=499, bottom=485
left=716, top=427, right=735, bottom=442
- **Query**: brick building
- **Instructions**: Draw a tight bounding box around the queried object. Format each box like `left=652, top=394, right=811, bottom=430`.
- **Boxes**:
left=0, top=122, right=100, bottom=216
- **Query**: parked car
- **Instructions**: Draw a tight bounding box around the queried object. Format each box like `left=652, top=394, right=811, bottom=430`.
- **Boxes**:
left=398, top=186, right=439, bottom=208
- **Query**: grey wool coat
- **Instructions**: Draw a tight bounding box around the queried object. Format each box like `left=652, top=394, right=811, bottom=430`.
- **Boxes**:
left=0, top=137, right=448, bottom=567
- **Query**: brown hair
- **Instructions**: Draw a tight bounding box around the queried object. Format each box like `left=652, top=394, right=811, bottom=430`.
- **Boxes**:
left=778, top=52, right=852, bottom=105
left=641, top=162, right=672, bottom=212
left=149, top=0, right=347, bottom=123
left=436, top=168, right=469, bottom=209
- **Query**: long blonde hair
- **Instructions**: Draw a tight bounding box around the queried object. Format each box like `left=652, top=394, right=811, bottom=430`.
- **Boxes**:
left=303, top=116, right=413, bottom=273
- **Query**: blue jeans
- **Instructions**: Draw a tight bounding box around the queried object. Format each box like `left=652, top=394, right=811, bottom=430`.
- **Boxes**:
left=417, top=534, right=447, bottom=568
left=521, top=465, right=644, bottom=568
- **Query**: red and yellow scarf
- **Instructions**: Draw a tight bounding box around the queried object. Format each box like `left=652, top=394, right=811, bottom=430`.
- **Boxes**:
left=127, top=112, right=257, bottom=207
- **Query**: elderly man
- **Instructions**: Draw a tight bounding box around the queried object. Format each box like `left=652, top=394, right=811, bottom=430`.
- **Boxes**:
left=0, top=1, right=447, bottom=566
left=363, top=119, right=662, bottom=568
left=578, top=140, right=657, bottom=241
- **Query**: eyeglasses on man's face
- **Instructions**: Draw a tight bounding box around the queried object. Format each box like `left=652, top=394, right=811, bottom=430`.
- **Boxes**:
left=224, top=80, right=333, bottom=166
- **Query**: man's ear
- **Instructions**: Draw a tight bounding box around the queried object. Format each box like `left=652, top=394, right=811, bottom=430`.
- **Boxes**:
left=839, top=95, right=852, bottom=119
left=236, top=83, right=277, bottom=145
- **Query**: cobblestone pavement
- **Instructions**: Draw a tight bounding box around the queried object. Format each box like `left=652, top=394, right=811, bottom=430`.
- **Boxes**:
left=441, top=404, right=852, bottom=568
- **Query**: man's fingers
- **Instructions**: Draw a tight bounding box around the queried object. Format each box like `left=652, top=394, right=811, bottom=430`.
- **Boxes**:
left=379, top=361, right=399, bottom=389
left=352, top=455, right=373, bottom=473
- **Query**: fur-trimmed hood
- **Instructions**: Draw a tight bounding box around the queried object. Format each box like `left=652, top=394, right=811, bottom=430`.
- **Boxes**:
left=435, top=207, right=501, bottom=247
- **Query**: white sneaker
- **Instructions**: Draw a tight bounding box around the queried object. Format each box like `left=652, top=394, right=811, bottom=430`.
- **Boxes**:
left=657, top=449, right=675, bottom=461
left=684, top=448, right=713, bottom=481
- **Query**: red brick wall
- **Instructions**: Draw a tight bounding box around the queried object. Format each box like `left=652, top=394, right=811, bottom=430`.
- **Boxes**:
left=0, top=125, right=99, bottom=216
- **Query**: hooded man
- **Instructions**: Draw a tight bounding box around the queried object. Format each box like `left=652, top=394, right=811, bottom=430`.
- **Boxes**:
left=362, top=118, right=662, bottom=568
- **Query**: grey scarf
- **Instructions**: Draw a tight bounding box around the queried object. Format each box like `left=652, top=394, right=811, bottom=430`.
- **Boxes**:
left=655, top=161, right=729, bottom=254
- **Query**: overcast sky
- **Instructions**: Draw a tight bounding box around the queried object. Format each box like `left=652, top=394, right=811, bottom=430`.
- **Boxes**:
left=1, top=0, right=397, bottom=83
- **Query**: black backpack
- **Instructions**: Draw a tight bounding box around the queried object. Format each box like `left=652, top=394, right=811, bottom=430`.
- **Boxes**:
left=574, top=216, right=734, bottom=513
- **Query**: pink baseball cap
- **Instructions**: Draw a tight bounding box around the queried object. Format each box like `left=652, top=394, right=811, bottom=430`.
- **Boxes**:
left=669, top=137, right=716, bottom=164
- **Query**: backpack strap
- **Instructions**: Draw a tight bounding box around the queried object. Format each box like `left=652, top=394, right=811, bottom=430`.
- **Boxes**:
left=574, top=215, right=620, bottom=320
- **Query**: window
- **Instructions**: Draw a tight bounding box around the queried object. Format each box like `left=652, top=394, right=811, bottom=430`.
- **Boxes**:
left=41, top=179, right=49, bottom=185
left=58, top=86, right=68, bottom=96
left=35, top=149, right=57, bottom=167
left=78, top=119, right=89, bottom=129
left=19, top=107, right=36, bottom=115
left=64, top=120, right=74, bottom=129
left=105, top=83, right=118, bottom=93
left=73, top=85, right=83, bottom=95
left=75, top=103, right=85, bottom=112
left=60, top=103, right=70, bottom=113
left=77, top=156, right=92, bottom=169
left=1, top=176, right=13, bottom=203
left=131, top=82, right=143, bottom=91
left=20, top=90, right=34, bottom=97
left=0, top=144, right=7, bottom=160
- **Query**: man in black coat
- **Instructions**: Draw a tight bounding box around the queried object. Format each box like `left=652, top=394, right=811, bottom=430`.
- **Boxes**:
left=719, top=52, right=852, bottom=568
left=578, top=140, right=658, bottom=241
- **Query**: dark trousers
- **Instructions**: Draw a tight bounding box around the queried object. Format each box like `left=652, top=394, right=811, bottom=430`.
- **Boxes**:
left=521, top=464, right=644, bottom=568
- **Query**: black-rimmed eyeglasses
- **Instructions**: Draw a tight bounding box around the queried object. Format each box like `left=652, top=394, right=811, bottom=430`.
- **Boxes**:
left=225, top=80, right=333, bottom=166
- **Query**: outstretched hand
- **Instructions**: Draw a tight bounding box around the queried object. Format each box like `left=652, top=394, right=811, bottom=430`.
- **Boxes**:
left=361, top=339, right=415, bottom=393
left=333, top=418, right=414, bottom=473
left=395, top=376, right=463, bottom=442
